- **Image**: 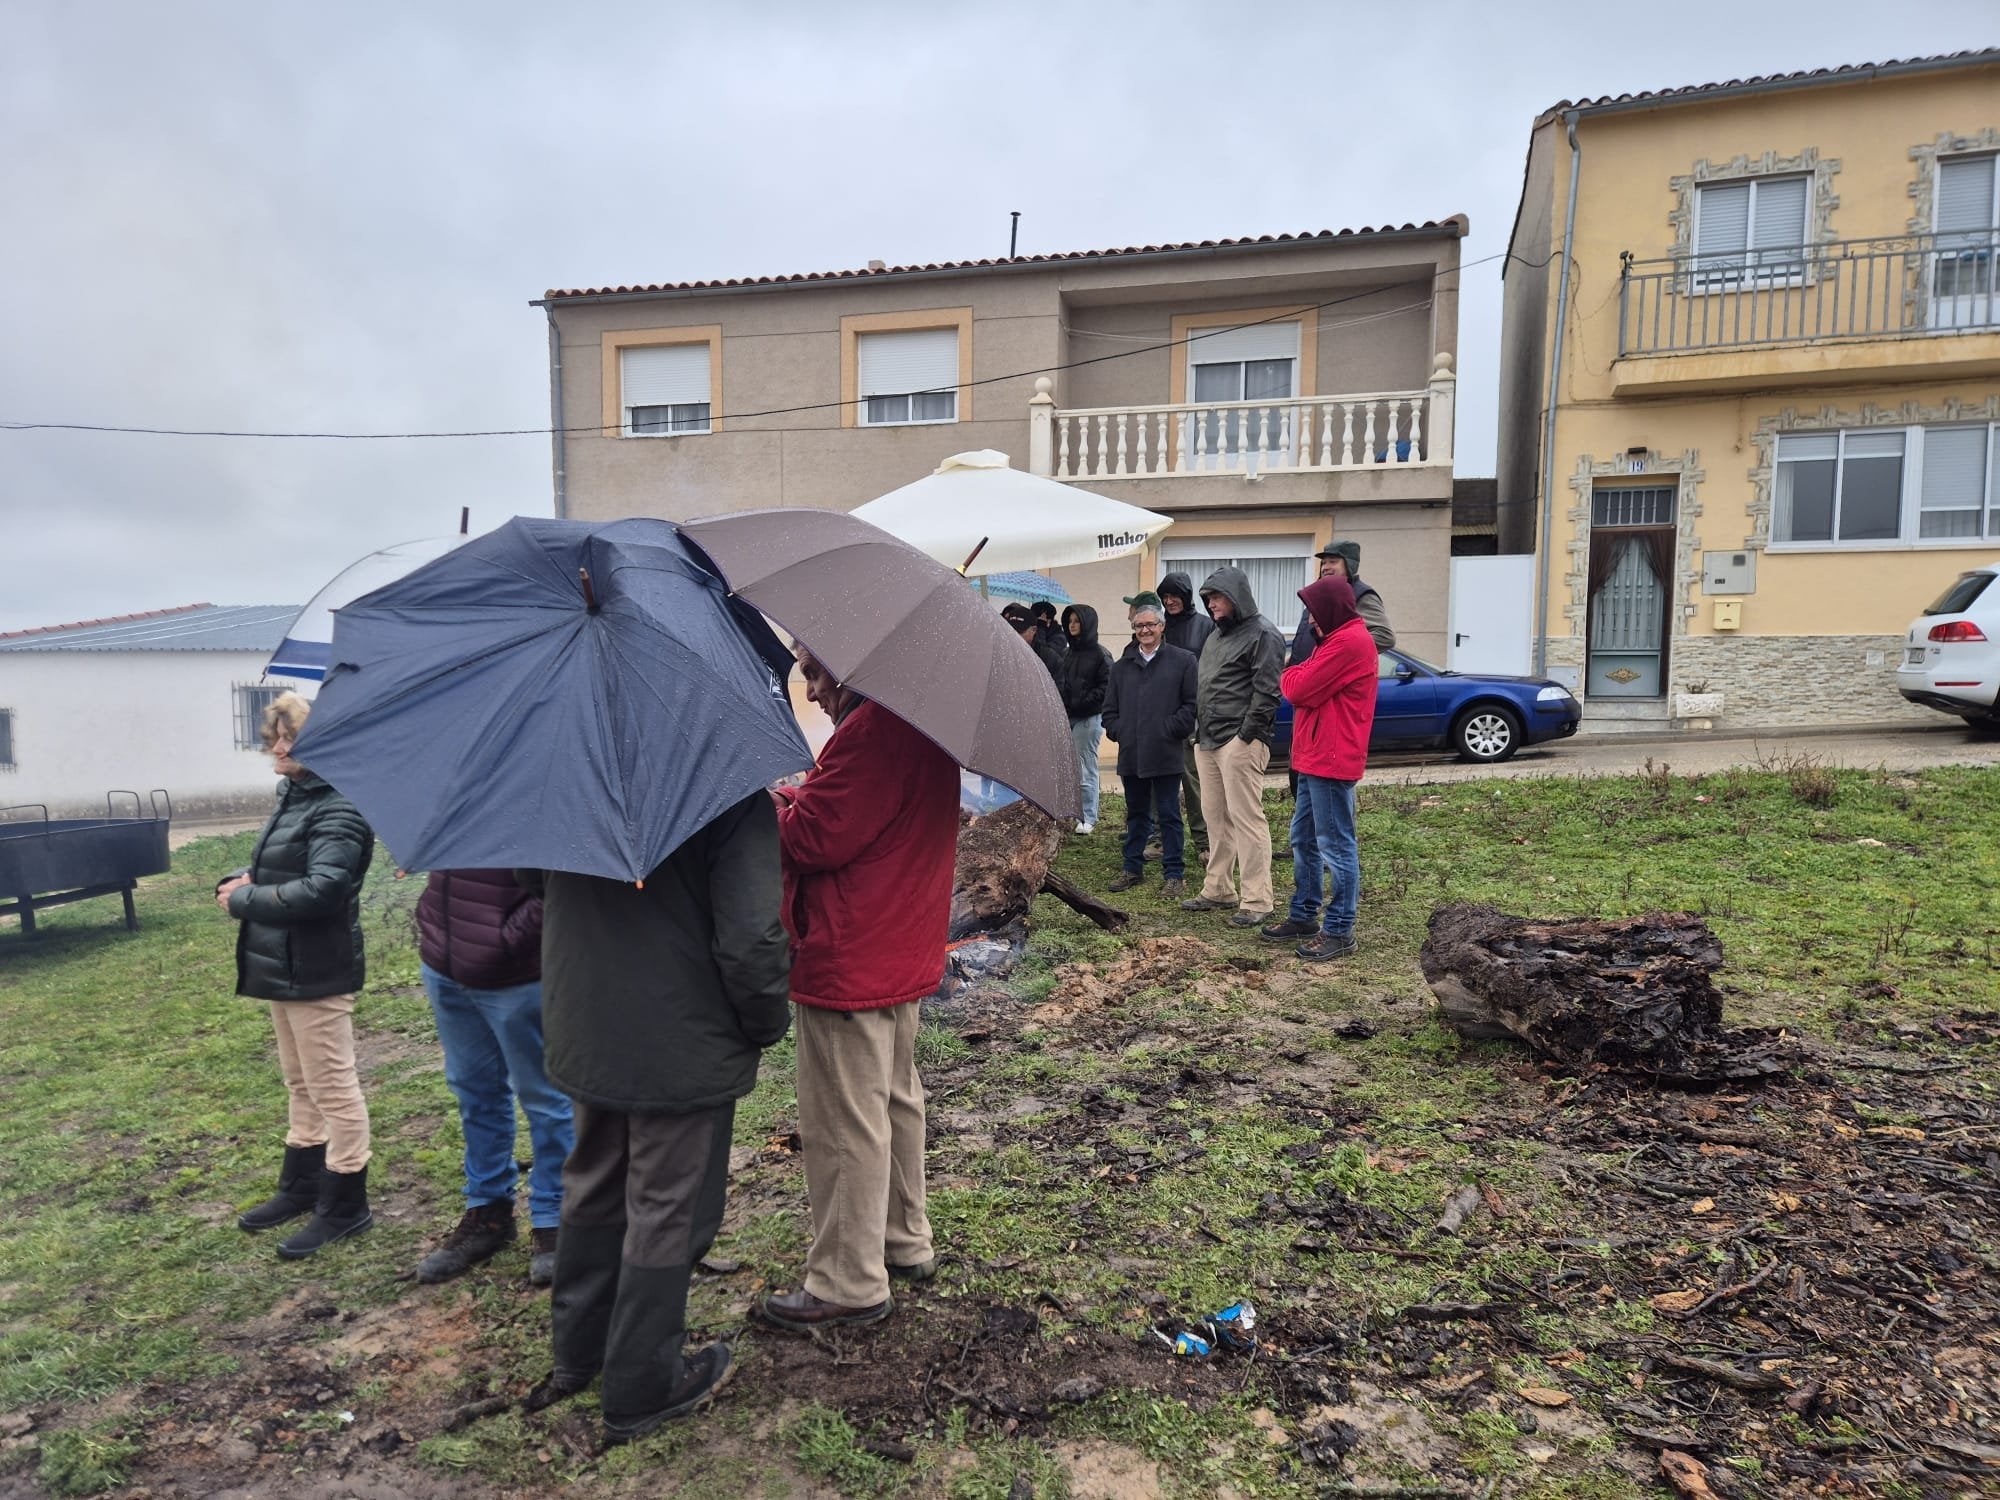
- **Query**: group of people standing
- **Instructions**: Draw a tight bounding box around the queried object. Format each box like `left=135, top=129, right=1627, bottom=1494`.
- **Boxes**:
left=1011, top=541, right=1395, bottom=961
left=216, top=656, right=962, bottom=1443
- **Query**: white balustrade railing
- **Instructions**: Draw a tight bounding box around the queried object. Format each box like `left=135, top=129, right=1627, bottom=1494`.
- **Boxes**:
left=1048, top=391, right=1441, bottom=481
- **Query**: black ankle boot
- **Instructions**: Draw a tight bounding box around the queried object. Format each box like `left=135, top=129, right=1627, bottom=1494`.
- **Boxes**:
left=277, top=1164, right=373, bottom=1259
left=238, top=1144, right=325, bottom=1232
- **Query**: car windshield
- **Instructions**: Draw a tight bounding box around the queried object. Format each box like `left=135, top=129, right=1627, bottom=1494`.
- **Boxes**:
left=1380, top=651, right=1447, bottom=677
left=1923, top=572, right=1994, bottom=616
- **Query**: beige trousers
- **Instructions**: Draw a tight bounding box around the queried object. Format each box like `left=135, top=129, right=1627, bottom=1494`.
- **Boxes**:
left=1195, top=737, right=1274, bottom=913
left=269, top=996, right=371, bottom=1173
left=793, top=1002, right=932, bottom=1308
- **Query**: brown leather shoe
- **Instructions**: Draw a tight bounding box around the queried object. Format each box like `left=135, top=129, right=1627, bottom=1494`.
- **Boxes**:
left=759, top=1288, right=893, bottom=1331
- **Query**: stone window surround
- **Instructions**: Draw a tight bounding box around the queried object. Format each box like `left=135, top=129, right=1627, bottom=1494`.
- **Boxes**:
left=1667, top=149, right=1841, bottom=267
left=1561, top=449, right=1707, bottom=642
left=1745, top=395, right=2000, bottom=551
left=1907, top=129, right=2000, bottom=235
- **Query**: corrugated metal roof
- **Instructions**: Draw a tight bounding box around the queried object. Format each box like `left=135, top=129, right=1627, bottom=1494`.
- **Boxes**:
left=1539, top=49, right=2000, bottom=124
left=540, top=220, right=1470, bottom=302
left=0, top=604, right=300, bottom=654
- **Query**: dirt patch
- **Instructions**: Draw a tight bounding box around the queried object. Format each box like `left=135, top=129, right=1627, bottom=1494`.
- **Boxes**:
left=1056, top=1438, right=1168, bottom=1498
left=1029, top=936, right=1219, bottom=1027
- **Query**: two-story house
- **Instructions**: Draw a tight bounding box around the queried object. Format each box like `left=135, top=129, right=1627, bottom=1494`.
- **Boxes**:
left=1497, top=49, right=2000, bottom=733
left=534, top=221, right=1463, bottom=662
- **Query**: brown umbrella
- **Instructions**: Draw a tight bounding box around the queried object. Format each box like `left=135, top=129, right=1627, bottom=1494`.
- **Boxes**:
left=677, top=509, right=1081, bottom=823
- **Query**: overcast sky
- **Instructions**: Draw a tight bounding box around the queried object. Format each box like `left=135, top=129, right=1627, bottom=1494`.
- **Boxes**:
left=2, top=2, right=1990, bottom=630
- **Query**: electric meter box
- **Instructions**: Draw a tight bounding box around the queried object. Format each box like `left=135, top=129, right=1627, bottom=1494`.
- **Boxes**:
left=1702, top=550, right=1756, bottom=595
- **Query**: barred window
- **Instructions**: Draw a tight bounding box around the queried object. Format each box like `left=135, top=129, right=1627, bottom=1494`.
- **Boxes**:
left=234, top=684, right=286, bottom=751
left=1591, top=487, right=1676, bottom=527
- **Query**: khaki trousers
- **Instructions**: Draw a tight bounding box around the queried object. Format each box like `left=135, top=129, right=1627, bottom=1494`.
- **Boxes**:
left=269, top=996, right=371, bottom=1173
left=1181, top=739, right=1206, bottom=844
left=1195, top=738, right=1274, bottom=913
left=794, top=1002, right=932, bottom=1308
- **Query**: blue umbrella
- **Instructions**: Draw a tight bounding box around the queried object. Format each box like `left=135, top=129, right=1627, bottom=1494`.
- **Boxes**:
left=292, top=516, right=812, bottom=882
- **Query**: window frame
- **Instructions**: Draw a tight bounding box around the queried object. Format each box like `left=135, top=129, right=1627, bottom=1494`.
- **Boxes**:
left=1688, top=174, right=1813, bottom=293
left=839, top=309, right=973, bottom=430
left=1768, top=422, right=2000, bottom=551
left=233, top=684, right=287, bottom=752
left=601, top=326, right=723, bottom=440
left=0, top=707, right=14, bottom=771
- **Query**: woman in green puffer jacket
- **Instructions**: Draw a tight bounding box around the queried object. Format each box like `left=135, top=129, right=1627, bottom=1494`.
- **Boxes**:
left=216, top=691, right=376, bottom=1260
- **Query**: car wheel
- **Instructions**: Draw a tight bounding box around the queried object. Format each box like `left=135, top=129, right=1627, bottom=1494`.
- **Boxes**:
left=1453, top=705, right=1522, bottom=763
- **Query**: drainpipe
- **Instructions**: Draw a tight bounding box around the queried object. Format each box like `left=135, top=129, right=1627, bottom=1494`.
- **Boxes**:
left=1533, top=109, right=1581, bottom=677
left=545, top=305, right=568, bottom=518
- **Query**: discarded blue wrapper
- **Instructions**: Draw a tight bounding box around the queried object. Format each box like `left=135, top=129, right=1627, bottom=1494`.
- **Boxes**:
left=1171, top=1330, right=1212, bottom=1357
left=1198, top=1300, right=1258, bottom=1351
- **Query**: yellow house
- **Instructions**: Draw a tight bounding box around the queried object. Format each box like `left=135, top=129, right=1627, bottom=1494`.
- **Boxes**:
left=1496, top=49, right=2000, bottom=732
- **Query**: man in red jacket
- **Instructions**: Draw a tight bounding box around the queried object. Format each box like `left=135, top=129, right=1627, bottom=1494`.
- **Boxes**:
left=1261, top=577, right=1378, bottom=961
left=761, top=650, right=960, bottom=1329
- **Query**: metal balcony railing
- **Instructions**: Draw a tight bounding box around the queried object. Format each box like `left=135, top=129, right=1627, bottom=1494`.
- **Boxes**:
left=1618, top=231, right=2000, bottom=357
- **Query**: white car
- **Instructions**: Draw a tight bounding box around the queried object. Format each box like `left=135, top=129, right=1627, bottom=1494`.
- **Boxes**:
left=1896, top=561, right=2000, bottom=731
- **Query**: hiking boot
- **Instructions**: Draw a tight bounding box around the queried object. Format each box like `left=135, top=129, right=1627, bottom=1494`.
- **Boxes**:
left=238, top=1143, right=324, bottom=1232
left=1108, top=871, right=1144, bottom=893
left=1226, top=909, right=1274, bottom=928
left=277, top=1165, right=372, bottom=1260
left=415, top=1201, right=516, bottom=1284
left=1259, top=917, right=1318, bottom=943
left=1297, top=932, right=1358, bottom=962
left=1179, top=895, right=1233, bottom=912
left=888, top=1256, right=937, bottom=1283
left=1161, top=878, right=1186, bottom=899
left=529, top=1226, right=559, bottom=1288
left=601, top=1343, right=733, bottom=1444
left=759, top=1288, right=894, bottom=1331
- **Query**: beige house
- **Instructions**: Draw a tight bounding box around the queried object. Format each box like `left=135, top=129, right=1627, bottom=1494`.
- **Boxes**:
left=533, top=222, right=1465, bottom=660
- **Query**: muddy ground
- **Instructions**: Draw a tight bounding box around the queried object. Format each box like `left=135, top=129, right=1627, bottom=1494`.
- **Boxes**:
left=5, top=938, right=1997, bottom=1498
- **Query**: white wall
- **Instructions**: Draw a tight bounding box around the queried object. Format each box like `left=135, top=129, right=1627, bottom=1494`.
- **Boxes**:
left=0, top=652, right=312, bottom=819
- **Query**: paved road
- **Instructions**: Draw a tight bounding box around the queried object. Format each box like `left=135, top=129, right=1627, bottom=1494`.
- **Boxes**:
left=1344, top=720, right=2000, bottom=787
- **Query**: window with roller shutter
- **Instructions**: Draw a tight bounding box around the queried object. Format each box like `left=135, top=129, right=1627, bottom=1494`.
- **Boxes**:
left=621, top=342, right=713, bottom=436
left=1932, top=154, right=1999, bottom=330
left=1690, top=175, right=1810, bottom=289
left=857, top=328, right=960, bottom=426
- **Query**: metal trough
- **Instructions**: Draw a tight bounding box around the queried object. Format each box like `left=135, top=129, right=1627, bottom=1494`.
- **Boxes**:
left=0, top=791, right=174, bottom=935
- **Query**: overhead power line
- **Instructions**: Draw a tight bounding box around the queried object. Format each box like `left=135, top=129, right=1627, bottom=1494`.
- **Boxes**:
left=0, top=248, right=1552, bottom=442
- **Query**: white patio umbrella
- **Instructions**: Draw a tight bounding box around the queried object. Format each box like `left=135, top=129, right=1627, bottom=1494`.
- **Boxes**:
left=267, top=531, right=468, bottom=681
left=852, top=450, right=1172, bottom=576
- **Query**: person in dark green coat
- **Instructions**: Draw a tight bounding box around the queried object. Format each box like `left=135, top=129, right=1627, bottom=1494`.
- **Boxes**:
left=218, top=691, right=377, bottom=1261
left=517, top=789, right=792, bottom=1444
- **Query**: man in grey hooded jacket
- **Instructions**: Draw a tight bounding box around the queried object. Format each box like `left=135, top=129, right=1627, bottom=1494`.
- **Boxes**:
left=1180, top=566, right=1287, bottom=924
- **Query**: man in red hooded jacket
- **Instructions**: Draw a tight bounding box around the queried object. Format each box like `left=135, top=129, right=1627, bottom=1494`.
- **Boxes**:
left=761, top=650, right=960, bottom=1330
left=1261, top=576, right=1378, bottom=961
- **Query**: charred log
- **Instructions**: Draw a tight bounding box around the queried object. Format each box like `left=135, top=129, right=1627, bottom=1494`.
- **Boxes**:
left=1419, top=902, right=1798, bottom=1085
left=949, top=800, right=1128, bottom=938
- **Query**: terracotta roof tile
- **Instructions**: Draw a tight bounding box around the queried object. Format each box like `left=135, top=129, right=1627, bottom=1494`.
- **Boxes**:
left=541, top=220, right=1468, bottom=301
left=1540, top=48, right=2000, bottom=123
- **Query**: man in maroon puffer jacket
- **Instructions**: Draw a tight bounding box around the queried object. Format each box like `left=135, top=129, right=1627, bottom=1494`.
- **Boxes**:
left=760, top=650, right=960, bottom=1330
left=414, top=870, right=576, bottom=1286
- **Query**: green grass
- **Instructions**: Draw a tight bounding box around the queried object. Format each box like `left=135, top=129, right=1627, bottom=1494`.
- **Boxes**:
left=3, top=764, right=1996, bottom=1496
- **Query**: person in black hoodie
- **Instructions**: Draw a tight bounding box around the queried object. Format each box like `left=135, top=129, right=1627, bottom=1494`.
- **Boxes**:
left=1057, top=604, right=1111, bottom=834
left=1012, top=611, right=1064, bottom=681
left=1157, top=572, right=1215, bottom=853
left=1032, top=600, right=1066, bottom=653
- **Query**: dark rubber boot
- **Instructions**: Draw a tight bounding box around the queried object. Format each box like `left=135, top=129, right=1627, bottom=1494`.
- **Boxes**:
left=277, top=1165, right=373, bottom=1259
left=602, top=1342, right=733, bottom=1444
left=414, top=1202, right=516, bottom=1284
left=599, top=1262, right=697, bottom=1435
left=238, top=1144, right=324, bottom=1232
left=549, top=1224, right=627, bottom=1390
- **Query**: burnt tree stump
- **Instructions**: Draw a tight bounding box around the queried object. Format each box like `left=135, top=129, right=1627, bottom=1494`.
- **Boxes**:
left=1419, top=902, right=1797, bottom=1085
left=950, top=799, right=1127, bottom=939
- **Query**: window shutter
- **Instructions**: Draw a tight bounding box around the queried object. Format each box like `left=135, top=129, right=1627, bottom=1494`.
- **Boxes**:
left=1777, top=433, right=1837, bottom=462
left=1750, top=176, right=1809, bottom=249
left=1920, top=426, right=1989, bottom=521
left=1937, top=156, right=1997, bottom=234
left=621, top=343, right=711, bottom=410
left=1184, top=320, right=1302, bottom=367
left=857, top=328, right=959, bottom=398
left=1696, top=183, right=1751, bottom=255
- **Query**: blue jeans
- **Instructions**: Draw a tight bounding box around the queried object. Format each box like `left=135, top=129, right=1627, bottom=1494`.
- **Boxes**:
left=1120, top=773, right=1185, bottom=879
left=1071, top=716, right=1102, bottom=824
left=1287, top=776, right=1359, bottom=937
left=421, top=963, right=576, bottom=1228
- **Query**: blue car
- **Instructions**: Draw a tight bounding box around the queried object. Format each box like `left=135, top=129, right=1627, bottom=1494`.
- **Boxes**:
left=1274, top=649, right=1581, bottom=765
